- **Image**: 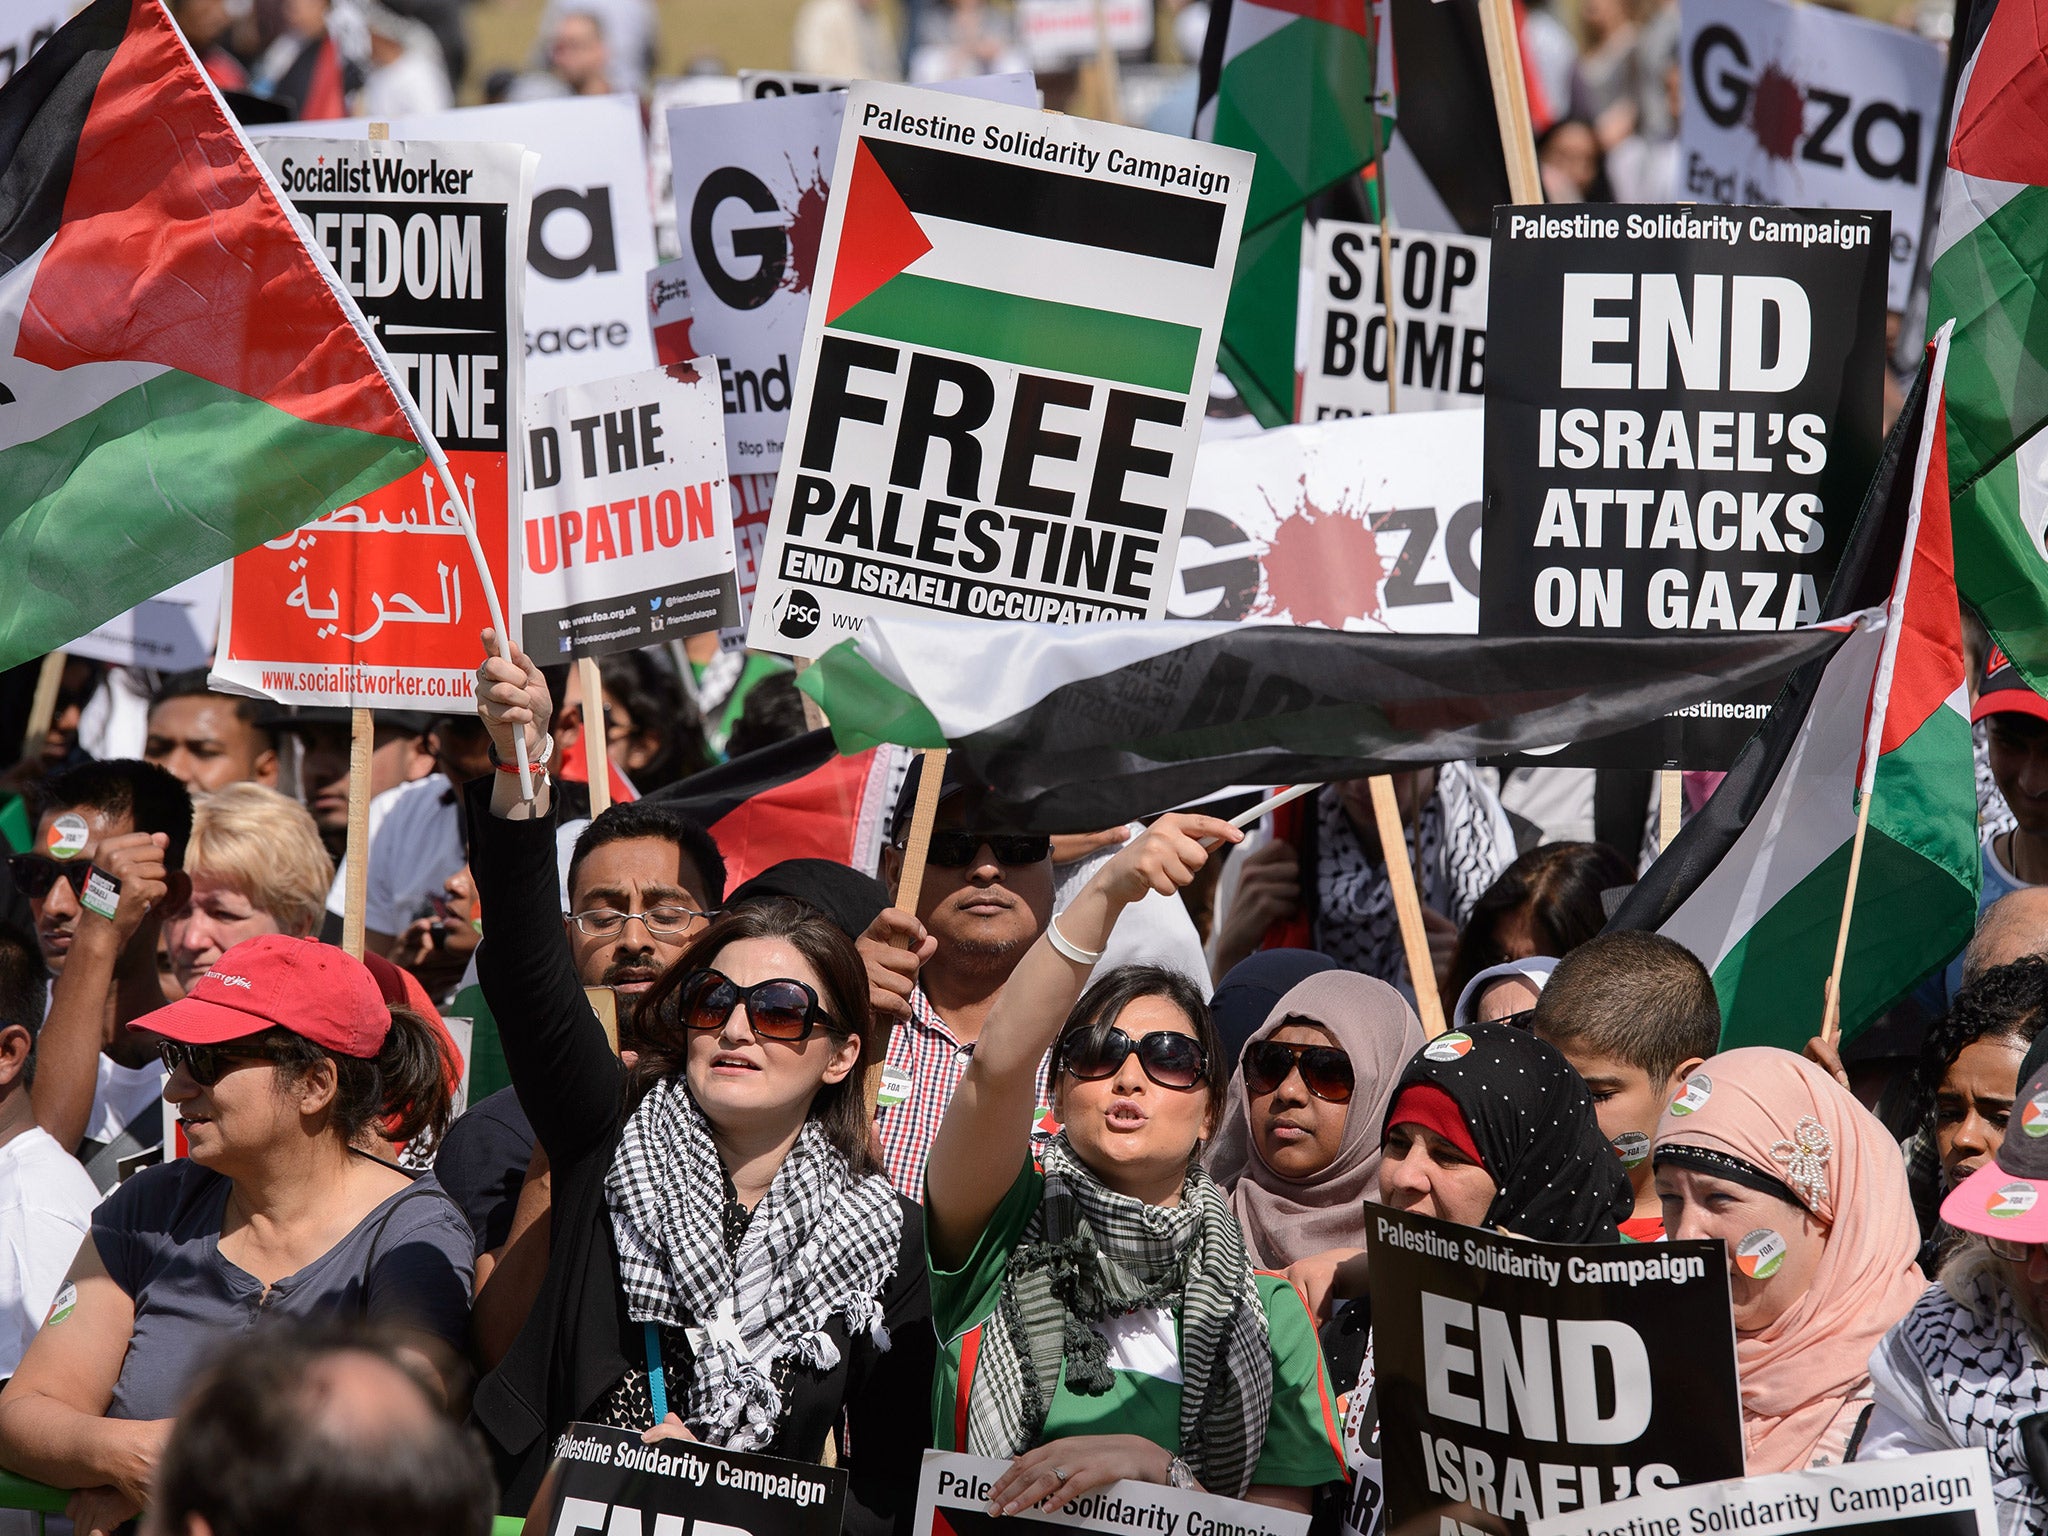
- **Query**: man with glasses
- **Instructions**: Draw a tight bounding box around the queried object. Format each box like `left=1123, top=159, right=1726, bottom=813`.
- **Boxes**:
left=18, top=760, right=192, bottom=1189
left=436, top=795, right=726, bottom=1261
left=864, top=753, right=1060, bottom=1198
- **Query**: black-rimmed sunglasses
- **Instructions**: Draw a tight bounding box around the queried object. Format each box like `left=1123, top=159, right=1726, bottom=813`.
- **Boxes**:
left=1059, top=1028, right=1209, bottom=1091
left=8, top=855, right=89, bottom=900
left=1243, top=1039, right=1356, bottom=1104
left=679, top=969, right=841, bottom=1042
left=160, top=1039, right=290, bottom=1088
left=915, top=832, right=1052, bottom=868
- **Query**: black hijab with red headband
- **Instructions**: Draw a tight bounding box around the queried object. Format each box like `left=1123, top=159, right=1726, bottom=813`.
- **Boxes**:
left=1384, top=1020, right=1631, bottom=1243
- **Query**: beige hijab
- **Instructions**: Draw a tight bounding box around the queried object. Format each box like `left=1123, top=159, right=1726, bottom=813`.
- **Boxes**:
left=1655, top=1047, right=1924, bottom=1473
left=1205, top=971, right=1425, bottom=1269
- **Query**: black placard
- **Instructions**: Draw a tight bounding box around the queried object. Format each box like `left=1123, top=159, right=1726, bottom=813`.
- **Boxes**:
left=1480, top=205, right=1886, bottom=767
left=521, top=1423, right=848, bottom=1536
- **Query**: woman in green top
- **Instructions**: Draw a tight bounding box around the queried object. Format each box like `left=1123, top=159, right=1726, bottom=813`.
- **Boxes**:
left=925, top=814, right=1346, bottom=1519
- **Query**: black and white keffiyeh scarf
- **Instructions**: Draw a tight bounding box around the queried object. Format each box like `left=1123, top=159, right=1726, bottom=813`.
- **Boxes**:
left=964, top=1135, right=1274, bottom=1496
left=1314, top=765, right=1510, bottom=980
left=605, top=1076, right=904, bottom=1450
left=1873, top=1271, right=2048, bottom=1536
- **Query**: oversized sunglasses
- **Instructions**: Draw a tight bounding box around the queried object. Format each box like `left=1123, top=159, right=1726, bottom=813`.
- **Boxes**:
left=680, top=969, right=840, bottom=1042
left=916, top=832, right=1052, bottom=868
left=1988, top=1236, right=2044, bottom=1263
left=1059, top=1028, right=1209, bottom=1091
left=1242, top=1039, right=1356, bottom=1104
left=160, top=1039, right=289, bottom=1088
left=8, top=855, right=89, bottom=899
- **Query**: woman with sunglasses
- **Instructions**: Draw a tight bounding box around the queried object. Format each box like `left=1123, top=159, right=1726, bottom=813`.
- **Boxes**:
left=1862, top=1056, right=2048, bottom=1531
left=924, top=811, right=1346, bottom=1516
left=1206, top=973, right=1425, bottom=1320
left=468, top=636, right=933, bottom=1534
left=0, top=935, right=473, bottom=1536
left=1653, top=1048, right=1923, bottom=1473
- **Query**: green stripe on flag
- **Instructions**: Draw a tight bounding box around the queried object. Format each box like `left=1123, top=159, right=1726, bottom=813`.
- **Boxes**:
left=1213, top=15, right=1377, bottom=231
left=829, top=274, right=1204, bottom=395
left=0, top=368, right=424, bottom=670
left=801, top=641, right=948, bottom=754
left=1715, top=706, right=1976, bottom=1049
left=1932, top=183, right=2048, bottom=492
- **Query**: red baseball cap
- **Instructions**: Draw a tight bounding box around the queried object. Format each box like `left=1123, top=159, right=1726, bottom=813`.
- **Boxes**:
left=142, top=934, right=389, bottom=1058
left=1972, top=645, right=2048, bottom=727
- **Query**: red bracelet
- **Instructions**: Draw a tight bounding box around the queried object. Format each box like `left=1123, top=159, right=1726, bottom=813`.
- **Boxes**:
left=488, top=734, right=553, bottom=773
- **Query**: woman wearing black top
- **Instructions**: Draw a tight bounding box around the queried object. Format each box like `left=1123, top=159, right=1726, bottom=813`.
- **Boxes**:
left=465, top=632, right=934, bottom=1532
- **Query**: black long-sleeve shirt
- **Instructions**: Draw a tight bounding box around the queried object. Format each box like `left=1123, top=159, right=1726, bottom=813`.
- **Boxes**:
left=462, top=779, right=936, bottom=1529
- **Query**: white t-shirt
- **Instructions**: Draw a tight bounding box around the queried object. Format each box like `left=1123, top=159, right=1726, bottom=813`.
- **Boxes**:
left=0, top=1125, right=99, bottom=1378
left=84, top=1054, right=165, bottom=1151
left=361, top=774, right=467, bottom=936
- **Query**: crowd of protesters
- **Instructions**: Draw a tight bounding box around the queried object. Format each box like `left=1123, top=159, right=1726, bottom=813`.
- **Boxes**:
left=0, top=610, right=2040, bottom=1536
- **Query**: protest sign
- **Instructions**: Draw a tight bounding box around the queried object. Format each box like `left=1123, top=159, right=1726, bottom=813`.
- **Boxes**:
left=521, top=362, right=739, bottom=660
left=262, top=96, right=659, bottom=394
left=1364, top=1205, right=1743, bottom=1536
left=665, top=74, right=1037, bottom=476
left=650, top=76, right=746, bottom=260
left=647, top=259, right=696, bottom=365
left=1014, top=0, right=1153, bottom=66
left=1681, top=0, right=1941, bottom=311
left=741, top=69, right=850, bottom=96
left=1169, top=413, right=1480, bottom=631
left=1529, top=1451, right=1996, bottom=1536
left=1, top=1, right=63, bottom=87
left=68, top=567, right=223, bottom=673
left=1299, top=223, right=1489, bottom=421
left=524, top=1423, right=847, bottom=1536
left=214, top=137, right=528, bottom=708
left=746, top=82, right=1252, bottom=658
left=1480, top=205, right=1886, bottom=765
left=913, top=1452, right=1309, bottom=1536
left=728, top=471, right=777, bottom=642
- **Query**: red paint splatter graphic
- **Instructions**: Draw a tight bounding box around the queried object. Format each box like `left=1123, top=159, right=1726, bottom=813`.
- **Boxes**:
left=1255, top=476, right=1388, bottom=629
left=1748, top=62, right=1806, bottom=161
left=781, top=153, right=830, bottom=295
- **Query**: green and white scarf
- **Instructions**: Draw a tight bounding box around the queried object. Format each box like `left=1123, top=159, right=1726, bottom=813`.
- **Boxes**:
left=964, top=1134, right=1274, bottom=1495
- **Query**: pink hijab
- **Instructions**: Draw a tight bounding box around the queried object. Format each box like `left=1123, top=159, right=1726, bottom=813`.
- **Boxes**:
left=1654, top=1047, right=1924, bottom=1474
left=1205, top=971, right=1426, bottom=1269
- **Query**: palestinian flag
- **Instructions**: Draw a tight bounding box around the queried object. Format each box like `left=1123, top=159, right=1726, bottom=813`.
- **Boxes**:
left=1928, top=0, right=2048, bottom=688
left=0, top=0, right=426, bottom=671
left=1197, top=0, right=1378, bottom=425
left=1608, top=337, right=1980, bottom=1049
left=797, top=618, right=1841, bottom=832
left=645, top=729, right=894, bottom=890
left=823, top=135, right=1225, bottom=398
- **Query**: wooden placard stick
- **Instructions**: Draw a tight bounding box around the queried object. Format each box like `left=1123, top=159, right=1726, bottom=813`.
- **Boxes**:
left=1475, top=0, right=1543, bottom=204
left=20, top=650, right=64, bottom=766
left=864, top=745, right=950, bottom=1119
left=1659, top=769, right=1682, bottom=851
left=577, top=655, right=611, bottom=817
left=1370, top=774, right=1448, bottom=1036
left=341, top=706, right=374, bottom=961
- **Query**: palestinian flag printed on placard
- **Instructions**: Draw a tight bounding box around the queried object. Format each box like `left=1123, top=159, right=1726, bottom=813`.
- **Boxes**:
left=797, top=616, right=1841, bottom=831
left=1928, top=0, right=2048, bottom=688
left=1196, top=0, right=1379, bottom=426
left=823, top=134, right=1223, bottom=399
left=0, top=0, right=426, bottom=670
left=646, top=729, right=892, bottom=891
left=1608, top=336, right=1979, bottom=1049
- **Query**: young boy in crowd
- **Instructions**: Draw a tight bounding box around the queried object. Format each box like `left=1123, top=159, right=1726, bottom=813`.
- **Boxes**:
left=1531, top=931, right=1722, bottom=1240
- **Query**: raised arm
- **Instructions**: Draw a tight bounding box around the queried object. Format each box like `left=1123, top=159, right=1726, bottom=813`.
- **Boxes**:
left=469, top=632, right=624, bottom=1164
left=923, top=814, right=1239, bottom=1266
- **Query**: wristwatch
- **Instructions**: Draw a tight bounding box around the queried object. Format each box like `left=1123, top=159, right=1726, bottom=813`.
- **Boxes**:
left=1165, top=1455, right=1197, bottom=1490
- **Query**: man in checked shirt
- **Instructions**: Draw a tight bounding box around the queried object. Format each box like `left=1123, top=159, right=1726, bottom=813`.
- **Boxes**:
left=860, top=754, right=1061, bottom=1200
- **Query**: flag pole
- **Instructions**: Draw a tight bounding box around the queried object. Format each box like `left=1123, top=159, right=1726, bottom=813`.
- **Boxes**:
left=577, top=656, right=612, bottom=816
left=1363, top=66, right=1399, bottom=415
left=1371, top=775, right=1448, bottom=1036
left=865, top=745, right=950, bottom=1119
left=342, top=707, right=373, bottom=961
left=1820, top=790, right=1874, bottom=1045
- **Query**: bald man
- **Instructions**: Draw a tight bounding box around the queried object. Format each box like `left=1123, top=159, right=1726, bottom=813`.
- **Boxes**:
left=1962, top=886, right=2048, bottom=985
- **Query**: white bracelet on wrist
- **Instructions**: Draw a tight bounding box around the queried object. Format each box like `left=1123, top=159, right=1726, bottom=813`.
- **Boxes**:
left=1047, top=914, right=1104, bottom=966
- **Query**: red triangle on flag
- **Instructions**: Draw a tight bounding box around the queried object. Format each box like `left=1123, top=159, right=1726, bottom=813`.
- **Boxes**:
left=825, top=139, right=933, bottom=325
